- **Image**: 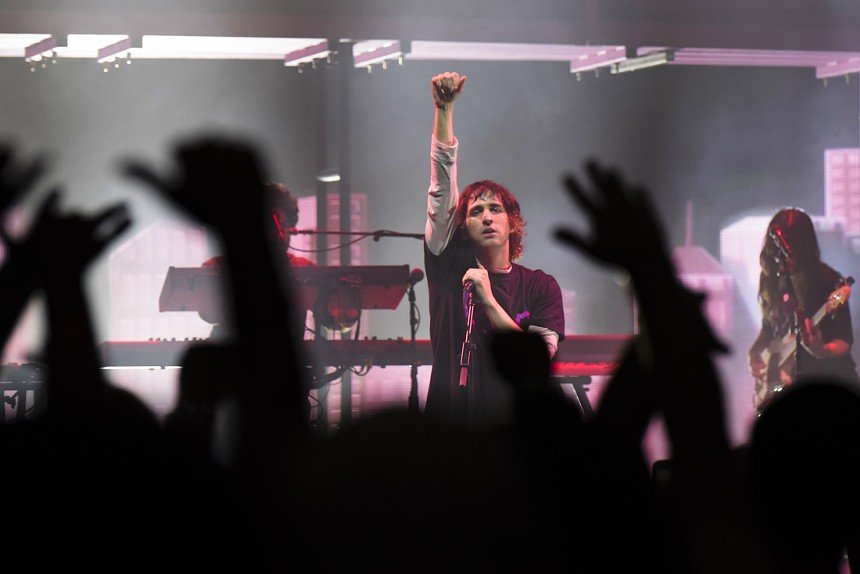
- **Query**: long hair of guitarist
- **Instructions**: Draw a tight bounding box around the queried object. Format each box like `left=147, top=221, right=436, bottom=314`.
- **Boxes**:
left=757, top=207, right=822, bottom=326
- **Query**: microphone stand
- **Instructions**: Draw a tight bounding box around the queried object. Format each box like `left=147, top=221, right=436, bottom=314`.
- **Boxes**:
left=408, top=281, right=420, bottom=414
left=458, top=284, right=476, bottom=390
left=771, top=230, right=803, bottom=385
left=792, top=304, right=805, bottom=385
left=776, top=254, right=803, bottom=386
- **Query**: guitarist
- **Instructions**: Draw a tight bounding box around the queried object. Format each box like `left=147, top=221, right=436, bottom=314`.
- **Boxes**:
left=748, top=207, right=858, bottom=412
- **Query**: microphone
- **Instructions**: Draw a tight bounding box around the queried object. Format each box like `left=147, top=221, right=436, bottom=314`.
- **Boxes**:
left=769, top=225, right=792, bottom=259
left=463, top=279, right=474, bottom=293
left=409, top=268, right=425, bottom=285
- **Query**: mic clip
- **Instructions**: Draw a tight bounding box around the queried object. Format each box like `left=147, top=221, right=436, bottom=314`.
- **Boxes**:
left=769, top=226, right=792, bottom=260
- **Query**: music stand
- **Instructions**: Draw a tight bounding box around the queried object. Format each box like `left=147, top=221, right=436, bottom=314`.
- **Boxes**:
left=159, top=266, right=223, bottom=316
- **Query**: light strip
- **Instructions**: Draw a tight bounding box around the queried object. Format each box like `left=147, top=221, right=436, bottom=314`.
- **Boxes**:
left=100, top=366, right=182, bottom=371
left=140, top=35, right=326, bottom=60
left=57, top=34, right=131, bottom=58
left=406, top=40, right=626, bottom=62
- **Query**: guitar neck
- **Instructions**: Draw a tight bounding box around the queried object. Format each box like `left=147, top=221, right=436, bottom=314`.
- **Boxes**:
left=810, top=304, right=829, bottom=328
left=771, top=280, right=851, bottom=366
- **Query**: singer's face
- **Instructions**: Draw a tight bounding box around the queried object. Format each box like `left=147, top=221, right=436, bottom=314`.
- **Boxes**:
left=464, top=192, right=510, bottom=253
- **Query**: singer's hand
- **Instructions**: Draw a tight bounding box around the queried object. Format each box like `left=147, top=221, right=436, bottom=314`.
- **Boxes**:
left=462, top=267, right=521, bottom=332
left=462, top=268, right=492, bottom=303
left=432, top=72, right=467, bottom=109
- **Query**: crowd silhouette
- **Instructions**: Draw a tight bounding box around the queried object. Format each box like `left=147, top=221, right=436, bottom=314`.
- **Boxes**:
left=0, top=136, right=858, bottom=572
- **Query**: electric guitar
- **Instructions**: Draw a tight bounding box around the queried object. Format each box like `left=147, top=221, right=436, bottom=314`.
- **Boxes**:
left=753, top=277, right=854, bottom=413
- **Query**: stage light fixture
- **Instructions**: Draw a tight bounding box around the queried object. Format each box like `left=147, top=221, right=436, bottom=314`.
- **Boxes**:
left=283, top=40, right=330, bottom=68
left=0, top=34, right=52, bottom=57
left=611, top=50, right=674, bottom=74
left=816, top=55, right=860, bottom=79
left=569, top=46, right=626, bottom=74
left=96, top=36, right=133, bottom=63
left=353, top=41, right=409, bottom=69
left=7, top=34, right=58, bottom=71
left=317, top=169, right=341, bottom=183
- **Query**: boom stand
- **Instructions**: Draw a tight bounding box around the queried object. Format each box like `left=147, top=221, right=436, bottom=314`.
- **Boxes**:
left=792, top=306, right=805, bottom=383
left=407, top=282, right=420, bottom=414
left=458, top=289, right=476, bottom=389
left=782, top=266, right=804, bottom=384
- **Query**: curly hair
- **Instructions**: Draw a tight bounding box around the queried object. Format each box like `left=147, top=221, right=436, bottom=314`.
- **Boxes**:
left=454, top=180, right=526, bottom=261
left=265, top=181, right=299, bottom=228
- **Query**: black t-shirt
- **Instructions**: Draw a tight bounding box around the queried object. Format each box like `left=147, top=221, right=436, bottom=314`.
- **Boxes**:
left=424, top=238, right=565, bottom=426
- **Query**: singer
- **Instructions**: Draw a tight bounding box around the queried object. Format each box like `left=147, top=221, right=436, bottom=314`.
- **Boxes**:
left=748, top=207, right=857, bottom=412
left=423, top=71, right=565, bottom=427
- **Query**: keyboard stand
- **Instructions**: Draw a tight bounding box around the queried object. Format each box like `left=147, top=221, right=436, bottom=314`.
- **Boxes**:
left=556, top=375, right=593, bottom=420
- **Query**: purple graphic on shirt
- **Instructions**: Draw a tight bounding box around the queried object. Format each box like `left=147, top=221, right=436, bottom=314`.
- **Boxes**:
left=515, top=310, right=530, bottom=326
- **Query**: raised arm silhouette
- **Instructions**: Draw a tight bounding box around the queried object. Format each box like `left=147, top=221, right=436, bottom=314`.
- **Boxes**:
left=123, top=135, right=313, bottom=568
left=555, top=160, right=772, bottom=573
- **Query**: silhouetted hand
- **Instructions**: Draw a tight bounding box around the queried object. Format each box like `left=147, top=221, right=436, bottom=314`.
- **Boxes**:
left=554, top=160, right=669, bottom=273
left=10, top=189, right=130, bottom=281
left=0, top=149, right=50, bottom=356
left=121, top=136, right=268, bottom=237
left=0, top=145, right=47, bottom=224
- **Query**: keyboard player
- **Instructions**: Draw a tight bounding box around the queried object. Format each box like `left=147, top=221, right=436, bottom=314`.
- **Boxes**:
left=199, top=180, right=316, bottom=341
